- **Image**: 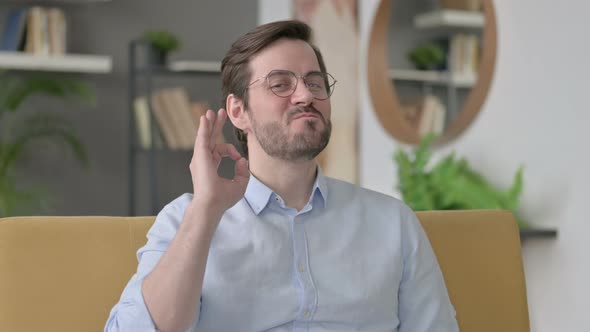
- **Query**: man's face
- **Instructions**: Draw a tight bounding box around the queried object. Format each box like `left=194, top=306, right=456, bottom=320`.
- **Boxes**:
left=244, top=38, right=332, bottom=162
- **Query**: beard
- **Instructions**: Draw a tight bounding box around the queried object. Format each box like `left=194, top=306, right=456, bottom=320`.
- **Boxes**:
left=249, top=106, right=332, bottom=162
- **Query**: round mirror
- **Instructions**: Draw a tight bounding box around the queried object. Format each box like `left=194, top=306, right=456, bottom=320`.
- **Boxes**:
left=367, top=0, right=497, bottom=145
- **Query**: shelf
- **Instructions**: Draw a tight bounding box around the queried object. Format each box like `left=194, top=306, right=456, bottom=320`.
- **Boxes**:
left=168, top=60, right=221, bottom=73
left=519, top=228, right=558, bottom=240
left=0, top=52, right=112, bottom=73
left=414, top=10, right=484, bottom=29
left=2, top=0, right=112, bottom=4
left=389, top=68, right=476, bottom=88
left=133, top=61, right=222, bottom=77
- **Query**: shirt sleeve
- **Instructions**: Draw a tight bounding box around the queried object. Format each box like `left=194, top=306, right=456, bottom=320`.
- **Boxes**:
left=104, top=195, right=199, bottom=332
left=397, top=206, right=460, bottom=332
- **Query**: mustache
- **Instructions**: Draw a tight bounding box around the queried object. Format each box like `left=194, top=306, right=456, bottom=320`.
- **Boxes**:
left=287, top=106, right=325, bottom=123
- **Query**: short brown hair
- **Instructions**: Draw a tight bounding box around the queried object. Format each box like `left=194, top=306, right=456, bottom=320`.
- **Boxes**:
left=221, top=20, right=328, bottom=158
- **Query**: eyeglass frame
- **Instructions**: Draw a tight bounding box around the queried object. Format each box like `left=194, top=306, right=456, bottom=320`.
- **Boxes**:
left=247, top=69, right=337, bottom=100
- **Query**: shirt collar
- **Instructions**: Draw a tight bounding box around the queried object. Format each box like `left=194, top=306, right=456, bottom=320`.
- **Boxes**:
left=244, top=166, right=329, bottom=215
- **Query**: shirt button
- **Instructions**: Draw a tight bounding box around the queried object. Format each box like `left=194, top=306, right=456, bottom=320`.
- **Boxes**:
left=304, top=311, right=311, bottom=318
left=298, top=264, right=305, bottom=273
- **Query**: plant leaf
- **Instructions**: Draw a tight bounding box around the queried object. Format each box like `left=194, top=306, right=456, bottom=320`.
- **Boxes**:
left=0, top=112, right=89, bottom=176
left=0, top=75, right=95, bottom=113
left=0, top=174, right=51, bottom=217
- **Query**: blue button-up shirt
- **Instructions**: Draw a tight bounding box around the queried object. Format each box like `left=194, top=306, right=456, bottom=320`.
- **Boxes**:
left=106, top=169, right=458, bottom=331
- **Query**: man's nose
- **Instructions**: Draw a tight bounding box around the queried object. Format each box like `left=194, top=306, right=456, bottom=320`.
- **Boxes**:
left=290, top=79, right=314, bottom=106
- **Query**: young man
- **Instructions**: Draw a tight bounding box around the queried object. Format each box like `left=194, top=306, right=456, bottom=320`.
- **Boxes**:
left=106, top=20, right=458, bottom=332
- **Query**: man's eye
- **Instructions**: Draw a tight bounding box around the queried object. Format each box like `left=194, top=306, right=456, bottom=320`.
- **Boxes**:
left=271, top=82, right=292, bottom=90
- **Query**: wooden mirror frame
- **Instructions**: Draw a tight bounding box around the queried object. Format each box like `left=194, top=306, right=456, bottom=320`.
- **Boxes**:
left=367, top=0, right=497, bottom=145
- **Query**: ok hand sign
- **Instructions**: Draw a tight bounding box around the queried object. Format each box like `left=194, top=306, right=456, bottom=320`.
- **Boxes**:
left=189, top=109, right=250, bottom=215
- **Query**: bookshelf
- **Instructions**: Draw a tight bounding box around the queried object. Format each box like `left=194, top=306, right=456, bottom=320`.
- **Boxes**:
left=128, top=40, right=222, bottom=216
left=0, top=1, right=113, bottom=73
left=369, top=0, right=495, bottom=146
left=0, top=51, right=112, bottom=73
left=368, top=0, right=497, bottom=145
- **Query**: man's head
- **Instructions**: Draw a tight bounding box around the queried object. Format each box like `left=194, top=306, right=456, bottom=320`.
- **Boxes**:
left=221, top=20, right=334, bottom=162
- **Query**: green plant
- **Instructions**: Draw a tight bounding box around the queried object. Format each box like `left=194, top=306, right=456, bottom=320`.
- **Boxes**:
left=394, top=134, right=528, bottom=228
left=142, top=30, right=181, bottom=54
left=0, top=72, right=95, bottom=216
left=408, top=42, right=445, bottom=70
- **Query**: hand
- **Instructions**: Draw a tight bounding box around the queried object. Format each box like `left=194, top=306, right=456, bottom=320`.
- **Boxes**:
left=189, top=109, right=249, bottom=215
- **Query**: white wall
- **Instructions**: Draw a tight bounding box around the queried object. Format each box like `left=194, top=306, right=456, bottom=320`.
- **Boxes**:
left=360, top=0, right=590, bottom=331
left=258, top=0, right=292, bottom=24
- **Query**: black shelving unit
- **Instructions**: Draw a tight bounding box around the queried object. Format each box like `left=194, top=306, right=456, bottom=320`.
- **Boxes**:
left=127, top=40, right=220, bottom=216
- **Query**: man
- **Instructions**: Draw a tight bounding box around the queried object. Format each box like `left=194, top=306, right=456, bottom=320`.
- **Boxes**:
left=106, top=20, right=458, bottom=332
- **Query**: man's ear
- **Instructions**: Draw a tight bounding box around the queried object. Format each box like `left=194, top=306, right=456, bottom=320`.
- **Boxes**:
left=226, top=93, right=250, bottom=132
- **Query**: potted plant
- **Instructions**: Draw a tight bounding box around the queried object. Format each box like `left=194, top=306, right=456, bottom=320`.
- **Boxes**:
left=0, top=72, right=95, bottom=216
left=142, top=30, right=181, bottom=66
left=394, top=134, right=528, bottom=228
left=408, top=42, right=446, bottom=71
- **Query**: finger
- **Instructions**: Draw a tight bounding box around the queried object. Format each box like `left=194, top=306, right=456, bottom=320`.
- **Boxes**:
left=194, top=115, right=210, bottom=157
left=190, top=115, right=210, bottom=185
left=213, top=143, right=242, bottom=161
left=209, top=109, right=227, bottom=150
left=205, top=109, right=216, bottom=134
left=234, top=157, right=250, bottom=180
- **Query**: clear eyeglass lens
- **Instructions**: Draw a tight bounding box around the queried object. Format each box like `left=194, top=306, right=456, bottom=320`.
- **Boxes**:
left=267, top=71, right=333, bottom=99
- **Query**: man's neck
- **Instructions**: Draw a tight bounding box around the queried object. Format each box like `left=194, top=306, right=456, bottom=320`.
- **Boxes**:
left=248, top=150, right=318, bottom=211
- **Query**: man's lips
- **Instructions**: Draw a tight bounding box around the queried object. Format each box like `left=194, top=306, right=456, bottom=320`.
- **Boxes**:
left=292, top=113, right=320, bottom=120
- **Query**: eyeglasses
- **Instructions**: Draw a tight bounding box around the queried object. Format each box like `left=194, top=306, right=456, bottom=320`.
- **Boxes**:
left=248, top=69, right=337, bottom=100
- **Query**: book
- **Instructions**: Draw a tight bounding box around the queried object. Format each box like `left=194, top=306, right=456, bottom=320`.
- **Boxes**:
left=151, top=91, right=182, bottom=149
left=155, top=88, right=194, bottom=149
left=0, top=8, right=28, bottom=51
left=47, top=7, right=66, bottom=55
left=133, top=96, right=164, bottom=149
left=165, top=88, right=200, bottom=149
left=418, top=95, right=446, bottom=137
left=448, top=33, right=479, bottom=81
left=24, top=6, right=50, bottom=55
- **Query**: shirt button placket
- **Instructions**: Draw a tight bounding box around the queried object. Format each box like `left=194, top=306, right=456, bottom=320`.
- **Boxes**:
left=292, top=215, right=317, bottom=329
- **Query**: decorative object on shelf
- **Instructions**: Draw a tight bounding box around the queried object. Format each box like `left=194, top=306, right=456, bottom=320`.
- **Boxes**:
left=367, top=0, right=496, bottom=146
left=0, top=72, right=95, bottom=216
left=142, top=30, right=181, bottom=66
left=408, top=42, right=445, bottom=70
left=394, top=134, right=529, bottom=228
